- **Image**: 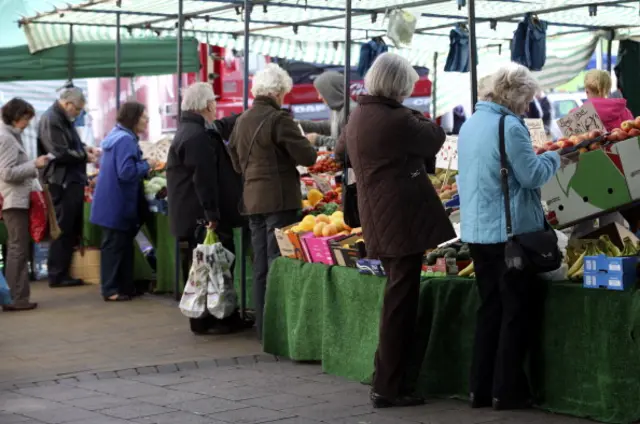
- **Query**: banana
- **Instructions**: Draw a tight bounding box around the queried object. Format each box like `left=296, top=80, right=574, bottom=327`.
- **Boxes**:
left=458, top=262, right=474, bottom=277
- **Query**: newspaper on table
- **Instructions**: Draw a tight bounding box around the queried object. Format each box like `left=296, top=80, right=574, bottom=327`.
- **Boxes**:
left=524, top=119, right=548, bottom=148
left=435, top=136, right=458, bottom=171
left=556, top=102, right=606, bottom=137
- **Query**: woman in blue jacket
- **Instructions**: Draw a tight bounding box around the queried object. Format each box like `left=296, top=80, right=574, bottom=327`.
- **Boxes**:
left=90, top=102, right=155, bottom=302
left=457, top=65, right=560, bottom=410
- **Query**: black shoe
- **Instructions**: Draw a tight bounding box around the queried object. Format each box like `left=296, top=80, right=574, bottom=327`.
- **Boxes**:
left=492, top=397, right=533, bottom=411
left=49, top=279, right=84, bottom=288
left=470, top=393, right=492, bottom=409
left=370, top=390, right=425, bottom=408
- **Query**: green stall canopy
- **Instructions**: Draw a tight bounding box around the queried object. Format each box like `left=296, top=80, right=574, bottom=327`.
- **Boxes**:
left=0, top=37, right=201, bottom=81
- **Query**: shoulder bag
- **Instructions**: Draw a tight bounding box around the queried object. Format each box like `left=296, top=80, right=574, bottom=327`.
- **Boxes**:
left=498, top=114, right=561, bottom=273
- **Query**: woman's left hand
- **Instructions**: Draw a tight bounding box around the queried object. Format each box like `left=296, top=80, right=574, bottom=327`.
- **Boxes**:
left=306, top=133, right=319, bottom=145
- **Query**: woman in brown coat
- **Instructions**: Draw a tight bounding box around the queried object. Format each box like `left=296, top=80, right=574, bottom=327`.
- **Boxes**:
left=337, top=53, right=456, bottom=407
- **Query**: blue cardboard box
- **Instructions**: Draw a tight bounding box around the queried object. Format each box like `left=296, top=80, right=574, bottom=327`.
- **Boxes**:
left=583, top=272, right=608, bottom=289
left=583, top=255, right=609, bottom=273
left=356, top=259, right=385, bottom=277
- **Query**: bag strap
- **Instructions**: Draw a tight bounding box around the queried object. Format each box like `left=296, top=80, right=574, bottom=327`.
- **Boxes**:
left=240, top=117, right=270, bottom=175
left=498, top=114, right=513, bottom=238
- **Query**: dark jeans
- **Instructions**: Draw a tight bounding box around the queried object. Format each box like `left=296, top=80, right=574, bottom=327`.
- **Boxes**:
left=373, top=253, right=423, bottom=398
left=468, top=243, right=538, bottom=402
left=249, top=210, right=298, bottom=341
left=48, top=183, right=85, bottom=285
left=100, top=227, right=136, bottom=297
left=3, top=209, right=31, bottom=305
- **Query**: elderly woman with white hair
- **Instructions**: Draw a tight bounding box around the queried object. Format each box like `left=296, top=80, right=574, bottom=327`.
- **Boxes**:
left=337, top=52, right=454, bottom=407
left=228, top=63, right=316, bottom=341
left=167, top=82, right=245, bottom=334
left=457, top=64, right=560, bottom=411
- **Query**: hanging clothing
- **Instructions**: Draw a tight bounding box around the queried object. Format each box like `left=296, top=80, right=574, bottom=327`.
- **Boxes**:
left=444, top=24, right=478, bottom=73
left=615, top=40, right=640, bottom=117
left=357, top=38, right=388, bottom=78
left=511, top=13, right=547, bottom=71
left=452, top=105, right=466, bottom=135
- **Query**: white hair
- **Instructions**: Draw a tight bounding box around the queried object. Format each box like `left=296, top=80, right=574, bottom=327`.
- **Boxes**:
left=477, top=75, right=494, bottom=102
left=251, top=63, right=293, bottom=97
left=59, top=87, right=86, bottom=105
left=491, top=63, right=540, bottom=115
left=181, top=82, right=216, bottom=112
left=364, top=53, right=418, bottom=101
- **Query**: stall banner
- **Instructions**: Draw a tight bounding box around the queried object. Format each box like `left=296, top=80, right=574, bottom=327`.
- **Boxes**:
left=556, top=102, right=606, bottom=137
left=541, top=137, right=640, bottom=227
left=435, top=136, right=458, bottom=170
left=525, top=119, right=547, bottom=147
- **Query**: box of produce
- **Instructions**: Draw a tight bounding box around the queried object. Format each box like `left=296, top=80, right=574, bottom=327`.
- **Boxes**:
left=566, top=235, right=637, bottom=280
left=356, top=258, right=385, bottom=276
left=541, top=138, right=639, bottom=227
left=294, top=213, right=354, bottom=265
left=423, top=243, right=472, bottom=277
left=275, top=224, right=300, bottom=260
left=330, top=234, right=365, bottom=268
left=583, top=253, right=638, bottom=291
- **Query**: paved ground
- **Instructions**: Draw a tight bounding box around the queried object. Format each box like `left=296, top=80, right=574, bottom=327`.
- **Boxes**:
left=0, top=282, right=594, bottom=424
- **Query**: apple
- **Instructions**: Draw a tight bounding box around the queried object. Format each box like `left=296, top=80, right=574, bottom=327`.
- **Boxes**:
left=628, top=128, right=640, bottom=138
left=534, top=147, right=546, bottom=155
left=547, top=143, right=561, bottom=151
left=578, top=147, right=589, bottom=153
left=588, top=142, right=600, bottom=151
left=634, top=116, right=640, bottom=128
left=621, top=120, right=636, bottom=131
left=544, top=140, right=556, bottom=148
left=567, top=136, right=580, bottom=144
left=558, top=140, right=575, bottom=149
left=588, top=130, right=602, bottom=139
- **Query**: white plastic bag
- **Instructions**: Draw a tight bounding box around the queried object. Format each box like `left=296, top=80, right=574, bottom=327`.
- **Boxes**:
left=386, top=9, right=417, bottom=47
left=538, top=230, right=569, bottom=281
left=179, top=250, right=209, bottom=319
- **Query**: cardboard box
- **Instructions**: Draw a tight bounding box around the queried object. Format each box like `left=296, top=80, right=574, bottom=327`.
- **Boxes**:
left=421, top=257, right=463, bottom=277
left=576, top=222, right=639, bottom=251
left=274, top=225, right=308, bottom=261
left=583, top=255, right=638, bottom=291
left=329, top=235, right=365, bottom=268
left=542, top=137, right=640, bottom=228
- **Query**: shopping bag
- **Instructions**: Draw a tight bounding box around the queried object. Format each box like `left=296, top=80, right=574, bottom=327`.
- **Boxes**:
left=43, top=184, right=61, bottom=240
left=204, top=231, right=237, bottom=319
left=0, top=271, right=11, bottom=305
left=29, top=180, right=47, bottom=243
left=538, top=230, right=569, bottom=281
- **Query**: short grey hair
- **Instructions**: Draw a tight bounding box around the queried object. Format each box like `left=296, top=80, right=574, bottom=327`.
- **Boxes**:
left=364, top=53, right=418, bottom=101
left=491, top=63, right=540, bottom=115
left=251, top=63, right=293, bottom=97
left=59, top=87, right=86, bottom=105
left=477, top=75, right=494, bottom=102
left=181, top=82, right=216, bottom=111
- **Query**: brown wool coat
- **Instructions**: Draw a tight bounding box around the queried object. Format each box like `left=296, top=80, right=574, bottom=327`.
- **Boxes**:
left=228, top=96, right=317, bottom=215
left=336, top=95, right=456, bottom=258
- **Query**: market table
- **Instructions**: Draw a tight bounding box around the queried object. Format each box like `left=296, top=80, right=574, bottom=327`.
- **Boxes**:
left=263, top=257, right=640, bottom=424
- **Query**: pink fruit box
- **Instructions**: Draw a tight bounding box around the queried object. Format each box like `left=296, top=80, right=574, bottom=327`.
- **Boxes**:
left=301, top=233, right=344, bottom=265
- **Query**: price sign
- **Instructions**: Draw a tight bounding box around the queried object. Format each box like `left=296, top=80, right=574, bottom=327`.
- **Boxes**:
left=311, top=174, right=333, bottom=194
left=435, top=136, right=458, bottom=171
left=556, top=102, right=606, bottom=137
left=524, top=119, right=547, bottom=147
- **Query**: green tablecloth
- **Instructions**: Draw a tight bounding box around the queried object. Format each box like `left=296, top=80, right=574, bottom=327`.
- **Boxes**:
left=263, top=258, right=640, bottom=424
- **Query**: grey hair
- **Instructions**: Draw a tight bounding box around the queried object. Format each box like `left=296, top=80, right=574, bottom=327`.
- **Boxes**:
left=491, top=63, right=540, bottom=115
left=251, top=63, right=293, bottom=97
left=59, top=87, right=86, bottom=105
left=477, top=75, right=494, bottom=102
left=364, top=53, right=418, bottom=101
left=181, top=82, right=216, bottom=111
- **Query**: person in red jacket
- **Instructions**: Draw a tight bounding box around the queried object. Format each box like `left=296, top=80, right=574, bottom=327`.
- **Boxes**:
left=582, top=70, right=633, bottom=131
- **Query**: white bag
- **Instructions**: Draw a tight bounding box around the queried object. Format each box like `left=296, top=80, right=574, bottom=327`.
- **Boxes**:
left=179, top=230, right=237, bottom=319
left=538, top=230, right=569, bottom=281
left=386, top=9, right=417, bottom=47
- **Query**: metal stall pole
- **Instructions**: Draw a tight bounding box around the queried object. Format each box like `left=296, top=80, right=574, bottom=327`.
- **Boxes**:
left=115, top=12, right=122, bottom=110
left=174, top=0, right=185, bottom=301
left=343, top=0, right=352, bottom=120
left=467, top=0, right=479, bottom=107
left=67, top=24, right=74, bottom=81
left=240, top=0, right=251, bottom=320
left=606, top=29, right=613, bottom=73
left=432, top=52, right=438, bottom=120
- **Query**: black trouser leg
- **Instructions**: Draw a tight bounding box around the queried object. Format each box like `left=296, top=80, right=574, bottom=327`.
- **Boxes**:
left=469, top=243, right=533, bottom=402
left=373, top=253, right=423, bottom=398
left=119, top=231, right=136, bottom=296
left=48, top=183, right=85, bottom=285
left=100, top=228, right=130, bottom=297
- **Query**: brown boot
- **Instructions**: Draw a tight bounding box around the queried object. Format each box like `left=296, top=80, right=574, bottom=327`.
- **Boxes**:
left=3, top=302, right=38, bottom=312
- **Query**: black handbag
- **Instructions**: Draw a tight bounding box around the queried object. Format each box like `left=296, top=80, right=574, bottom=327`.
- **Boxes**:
left=342, top=148, right=361, bottom=228
left=498, top=114, right=561, bottom=273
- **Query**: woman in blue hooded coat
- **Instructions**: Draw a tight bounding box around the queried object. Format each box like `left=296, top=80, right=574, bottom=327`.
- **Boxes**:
left=90, top=102, right=155, bottom=301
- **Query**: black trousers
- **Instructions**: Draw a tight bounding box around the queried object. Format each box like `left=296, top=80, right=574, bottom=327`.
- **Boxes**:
left=100, top=227, right=136, bottom=297
left=373, top=253, right=424, bottom=398
left=248, top=210, right=299, bottom=341
left=469, top=243, right=537, bottom=402
left=47, top=183, right=85, bottom=285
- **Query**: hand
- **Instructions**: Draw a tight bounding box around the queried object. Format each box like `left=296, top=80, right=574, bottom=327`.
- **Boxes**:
left=34, top=155, right=50, bottom=169
left=306, top=133, right=319, bottom=145
left=147, top=159, right=158, bottom=169
left=206, top=221, right=217, bottom=230
left=85, top=146, right=97, bottom=155
left=87, top=152, right=98, bottom=164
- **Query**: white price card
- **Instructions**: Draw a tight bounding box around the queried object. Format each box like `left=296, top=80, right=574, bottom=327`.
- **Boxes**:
left=556, top=102, right=606, bottom=137
left=524, top=119, right=547, bottom=147
left=435, top=136, right=458, bottom=171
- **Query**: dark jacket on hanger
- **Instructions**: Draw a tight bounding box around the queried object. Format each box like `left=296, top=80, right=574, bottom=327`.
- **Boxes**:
left=444, top=24, right=478, bottom=73
left=511, top=13, right=547, bottom=71
left=357, top=38, right=388, bottom=78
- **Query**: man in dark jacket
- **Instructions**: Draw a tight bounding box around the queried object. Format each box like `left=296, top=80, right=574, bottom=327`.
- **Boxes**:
left=166, top=82, right=244, bottom=334
left=38, top=86, right=96, bottom=288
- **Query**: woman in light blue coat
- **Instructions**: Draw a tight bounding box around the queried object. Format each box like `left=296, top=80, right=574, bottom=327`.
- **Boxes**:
left=457, top=65, right=560, bottom=411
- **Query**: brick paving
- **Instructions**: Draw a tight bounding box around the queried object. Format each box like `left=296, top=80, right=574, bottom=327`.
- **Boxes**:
left=0, top=282, right=594, bottom=423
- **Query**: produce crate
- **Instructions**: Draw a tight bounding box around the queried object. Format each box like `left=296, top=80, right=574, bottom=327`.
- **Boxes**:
left=301, top=233, right=343, bottom=265
left=329, top=235, right=365, bottom=268
left=542, top=137, right=640, bottom=228
left=275, top=225, right=309, bottom=262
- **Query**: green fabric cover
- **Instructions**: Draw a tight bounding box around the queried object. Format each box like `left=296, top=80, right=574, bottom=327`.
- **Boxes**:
left=0, top=37, right=200, bottom=81
left=263, top=257, right=640, bottom=424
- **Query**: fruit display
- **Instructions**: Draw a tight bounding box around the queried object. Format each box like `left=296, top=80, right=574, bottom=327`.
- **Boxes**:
left=429, top=168, right=459, bottom=208
left=308, top=156, right=340, bottom=174
left=565, top=235, right=638, bottom=280
left=425, top=242, right=470, bottom=265
left=144, top=175, right=167, bottom=199
left=289, top=211, right=355, bottom=237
